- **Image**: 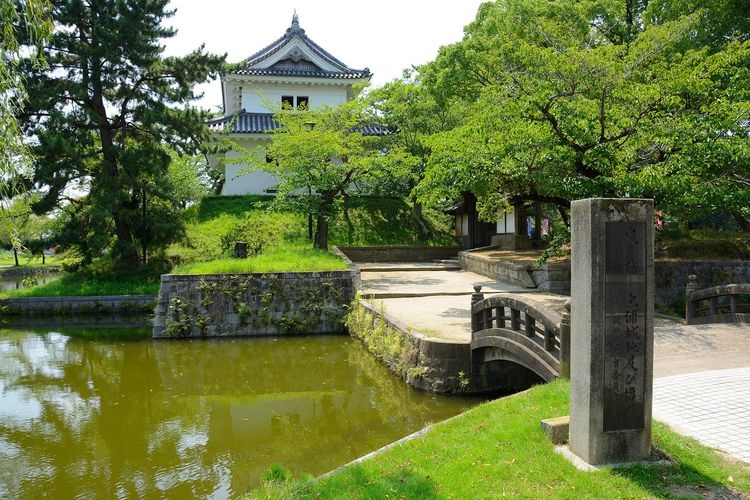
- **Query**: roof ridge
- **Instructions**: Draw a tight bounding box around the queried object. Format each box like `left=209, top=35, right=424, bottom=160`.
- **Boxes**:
left=238, top=13, right=369, bottom=77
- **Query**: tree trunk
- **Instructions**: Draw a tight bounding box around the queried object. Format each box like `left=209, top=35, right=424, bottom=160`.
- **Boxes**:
left=733, top=211, right=750, bottom=232
left=314, top=216, right=329, bottom=251
left=91, top=46, right=139, bottom=268
left=411, top=200, right=430, bottom=237
left=13, top=248, right=18, bottom=267
left=557, top=205, right=570, bottom=228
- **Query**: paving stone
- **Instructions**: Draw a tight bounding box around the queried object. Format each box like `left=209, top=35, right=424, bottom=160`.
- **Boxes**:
left=654, top=367, right=750, bottom=464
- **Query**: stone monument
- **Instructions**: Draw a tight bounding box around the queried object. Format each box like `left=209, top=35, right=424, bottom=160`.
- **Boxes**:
left=569, top=198, right=654, bottom=465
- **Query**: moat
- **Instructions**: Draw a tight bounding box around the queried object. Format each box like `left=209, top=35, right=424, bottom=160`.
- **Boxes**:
left=0, top=328, right=481, bottom=498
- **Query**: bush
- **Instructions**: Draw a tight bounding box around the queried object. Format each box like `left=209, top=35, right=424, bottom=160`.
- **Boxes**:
left=219, top=212, right=302, bottom=257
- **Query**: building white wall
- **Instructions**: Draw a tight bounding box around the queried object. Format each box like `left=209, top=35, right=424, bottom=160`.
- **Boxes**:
left=219, top=138, right=281, bottom=196
left=496, top=208, right=516, bottom=234
left=241, top=83, right=348, bottom=112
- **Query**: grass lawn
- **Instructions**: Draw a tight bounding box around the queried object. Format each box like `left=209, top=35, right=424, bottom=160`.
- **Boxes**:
left=0, top=272, right=161, bottom=298
left=0, top=251, right=65, bottom=268
left=172, top=245, right=349, bottom=275
left=253, top=380, right=749, bottom=498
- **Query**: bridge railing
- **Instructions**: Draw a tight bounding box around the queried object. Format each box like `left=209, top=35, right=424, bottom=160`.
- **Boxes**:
left=471, top=286, right=571, bottom=378
left=685, top=275, right=750, bottom=325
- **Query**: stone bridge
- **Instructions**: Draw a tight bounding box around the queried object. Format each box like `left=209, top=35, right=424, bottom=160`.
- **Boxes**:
left=470, top=289, right=570, bottom=383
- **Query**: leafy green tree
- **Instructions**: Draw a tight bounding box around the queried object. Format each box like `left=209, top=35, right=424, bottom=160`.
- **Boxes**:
left=0, top=194, right=50, bottom=266
left=417, top=0, right=750, bottom=229
left=367, top=70, right=462, bottom=234
left=0, top=0, right=50, bottom=182
left=167, top=153, right=213, bottom=209
left=18, top=0, right=225, bottom=268
left=245, top=98, right=386, bottom=250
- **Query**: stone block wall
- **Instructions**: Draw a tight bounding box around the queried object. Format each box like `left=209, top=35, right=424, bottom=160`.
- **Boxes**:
left=337, top=246, right=459, bottom=263
left=459, top=251, right=537, bottom=288
left=347, top=298, right=473, bottom=394
left=655, top=260, right=750, bottom=313
left=0, top=295, right=155, bottom=316
left=152, top=271, right=357, bottom=338
left=530, top=262, right=571, bottom=293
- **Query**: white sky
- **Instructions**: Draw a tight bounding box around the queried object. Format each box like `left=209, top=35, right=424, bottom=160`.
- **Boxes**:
left=163, top=0, right=486, bottom=112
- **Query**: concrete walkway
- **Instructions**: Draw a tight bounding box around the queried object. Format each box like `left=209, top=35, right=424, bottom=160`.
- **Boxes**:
left=653, top=368, right=750, bottom=463
left=359, top=261, right=750, bottom=463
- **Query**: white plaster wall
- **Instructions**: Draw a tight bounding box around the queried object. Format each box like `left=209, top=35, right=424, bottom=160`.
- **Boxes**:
left=496, top=208, right=516, bottom=234
left=241, top=83, right=348, bottom=112
left=220, top=138, right=280, bottom=196
left=460, top=214, right=469, bottom=236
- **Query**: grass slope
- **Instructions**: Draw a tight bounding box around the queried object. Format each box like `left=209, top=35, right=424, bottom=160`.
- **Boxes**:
left=172, top=245, right=348, bottom=274
left=254, top=380, right=749, bottom=498
left=2, top=272, right=161, bottom=297
left=173, top=195, right=453, bottom=264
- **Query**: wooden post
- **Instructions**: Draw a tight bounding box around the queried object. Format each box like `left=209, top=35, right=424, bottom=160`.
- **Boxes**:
left=685, top=274, right=699, bottom=323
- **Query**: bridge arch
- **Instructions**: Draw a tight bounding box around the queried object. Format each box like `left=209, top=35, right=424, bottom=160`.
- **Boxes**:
left=470, top=294, right=568, bottom=385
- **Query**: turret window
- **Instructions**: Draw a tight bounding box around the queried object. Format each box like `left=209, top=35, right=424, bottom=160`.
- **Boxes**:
left=281, top=95, right=309, bottom=109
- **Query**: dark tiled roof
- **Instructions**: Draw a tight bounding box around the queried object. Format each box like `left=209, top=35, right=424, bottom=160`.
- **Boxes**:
left=208, top=111, right=278, bottom=134
left=236, top=13, right=371, bottom=80
left=358, top=124, right=390, bottom=136
left=208, top=111, right=389, bottom=136
left=234, top=68, right=371, bottom=79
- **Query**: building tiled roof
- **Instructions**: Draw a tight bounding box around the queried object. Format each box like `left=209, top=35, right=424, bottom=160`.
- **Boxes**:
left=234, top=68, right=371, bottom=79
left=235, top=13, right=371, bottom=80
left=208, top=111, right=277, bottom=134
left=208, top=111, right=389, bottom=136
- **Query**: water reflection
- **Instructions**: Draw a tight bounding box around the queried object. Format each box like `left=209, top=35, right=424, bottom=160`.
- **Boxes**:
left=0, top=330, right=480, bottom=498
left=0, top=271, right=64, bottom=292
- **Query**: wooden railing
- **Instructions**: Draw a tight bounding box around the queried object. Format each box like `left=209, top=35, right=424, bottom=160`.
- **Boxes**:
left=471, top=286, right=571, bottom=379
left=685, top=275, right=750, bottom=325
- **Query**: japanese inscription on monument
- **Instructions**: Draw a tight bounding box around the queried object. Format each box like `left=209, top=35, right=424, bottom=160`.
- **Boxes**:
left=603, top=221, right=647, bottom=431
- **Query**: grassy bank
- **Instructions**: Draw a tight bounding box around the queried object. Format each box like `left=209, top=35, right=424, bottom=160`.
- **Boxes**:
left=0, top=252, right=65, bottom=268
left=172, top=245, right=348, bottom=274
left=169, top=195, right=454, bottom=265
left=0, top=272, right=160, bottom=298
left=254, top=380, right=749, bottom=498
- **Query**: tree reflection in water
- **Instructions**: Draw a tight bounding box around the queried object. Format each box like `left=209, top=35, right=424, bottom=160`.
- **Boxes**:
left=0, top=330, right=480, bottom=498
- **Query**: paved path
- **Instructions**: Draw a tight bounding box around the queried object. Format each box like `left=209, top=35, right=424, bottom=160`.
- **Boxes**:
left=653, top=368, right=750, bottom=463
left=359, top=261, right=750, bottom=463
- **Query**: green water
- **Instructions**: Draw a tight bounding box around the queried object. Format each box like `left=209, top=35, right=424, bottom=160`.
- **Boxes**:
left=0, top=329, right=480, bottom=498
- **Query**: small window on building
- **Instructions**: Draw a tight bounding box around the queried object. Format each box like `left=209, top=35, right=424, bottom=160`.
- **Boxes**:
left=296, top=96, right=309, bottom=109
left=281, top=95, right=294, bottom=109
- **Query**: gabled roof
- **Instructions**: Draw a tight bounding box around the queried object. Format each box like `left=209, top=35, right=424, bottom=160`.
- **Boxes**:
left=232, top=13, right=371, bottom=80
left=208, top=111, right=389, bottom=136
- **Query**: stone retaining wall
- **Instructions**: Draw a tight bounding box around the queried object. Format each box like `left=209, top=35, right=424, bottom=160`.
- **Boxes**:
left=349, top=299, right=472, bottom=394
left=0, top=266, right=62, bottom=277
left=152, top=271, right=357, bottom=338
left=337, top=246, right=459, bottom=263
left=459, top=250, right=537, bottom=289
left=461, top=251, right=749, bottom=313
left=655, top=260, right=750, bottom=313
left=0, top=295, right=155, bottom=315
left=530, top=262, right=571, bottom=293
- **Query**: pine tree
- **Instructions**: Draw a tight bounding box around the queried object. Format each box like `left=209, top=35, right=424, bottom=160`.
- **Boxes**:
left=19, top=0, right=224, bottom=268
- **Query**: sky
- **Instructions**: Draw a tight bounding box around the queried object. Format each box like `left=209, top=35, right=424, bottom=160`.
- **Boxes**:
left=163, top=0, right=486, bottom=112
